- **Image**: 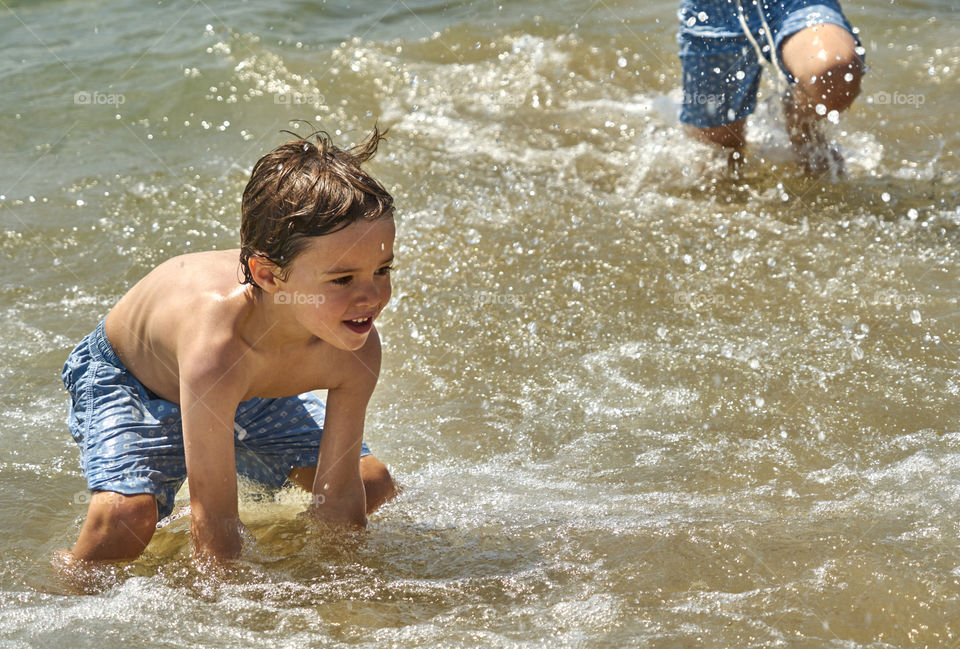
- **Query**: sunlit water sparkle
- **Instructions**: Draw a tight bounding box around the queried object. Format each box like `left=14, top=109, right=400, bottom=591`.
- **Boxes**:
left=1, top=0, right=958, bottom=647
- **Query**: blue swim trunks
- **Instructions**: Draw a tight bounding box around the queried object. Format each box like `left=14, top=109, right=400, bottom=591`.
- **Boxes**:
left=677, top=0, right=862, bottom=128
left=61, top=319, right=371, bottom=520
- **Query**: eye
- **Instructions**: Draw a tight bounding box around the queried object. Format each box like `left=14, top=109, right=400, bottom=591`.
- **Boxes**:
left=331, top=275, right=352, bottom=286
left=376, top=265, right=394, bottom=276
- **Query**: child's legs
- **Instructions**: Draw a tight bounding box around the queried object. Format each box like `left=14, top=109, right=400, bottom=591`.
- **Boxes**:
left=235, top=393, right=398, bottom=513
left=685, top=120, right=746, bottom=150
left=678, top=34, right=763, bottom=153
left=72, top=492, right=158, bottom=561
left=63, top=319, right=189, bottom=562
left=781, top=23, right=863, bottom=118
left=288, top=455, right=398, bottom=514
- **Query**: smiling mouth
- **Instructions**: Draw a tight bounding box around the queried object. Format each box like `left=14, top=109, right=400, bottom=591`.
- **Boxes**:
left=343, top=316, right=374, bottom=334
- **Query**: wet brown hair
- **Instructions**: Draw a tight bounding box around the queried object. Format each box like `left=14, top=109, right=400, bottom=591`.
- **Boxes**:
left=239, top=125, right=393, bottom=287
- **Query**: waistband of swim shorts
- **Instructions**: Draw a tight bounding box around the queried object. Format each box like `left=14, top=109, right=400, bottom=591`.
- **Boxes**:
left=91, top=317, right=126, bottom=369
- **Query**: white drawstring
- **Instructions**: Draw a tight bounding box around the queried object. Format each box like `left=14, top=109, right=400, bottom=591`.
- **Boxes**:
left=736, top=0, right=789, bottom=90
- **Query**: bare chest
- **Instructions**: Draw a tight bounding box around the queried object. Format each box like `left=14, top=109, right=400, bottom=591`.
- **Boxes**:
left=240, top=345, right=337, bottom=400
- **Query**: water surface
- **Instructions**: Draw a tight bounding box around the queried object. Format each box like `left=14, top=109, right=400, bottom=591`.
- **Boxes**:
left=1, top=0, right=958, bottom=646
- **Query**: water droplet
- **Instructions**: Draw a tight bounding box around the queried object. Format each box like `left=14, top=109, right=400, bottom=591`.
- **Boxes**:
left=75, top=199, right=85, bottom=207
left=815, top=103, right=827, bottom=115
left=881, top=192, right=891, bottom=203
left=617, top=56, right=627, bottom=68
left=851, top=347, right=864, bottom=361
left=907, top=208, right=918, bottom=220
left=844, top=72, right=854, bottom=82
left=827, top=110, right=840, bottom=124
left=735, top=70, right=745, bottom=80
left=697, top=11, right=707, bottom=21
left=910, top=310, right=921, bottom=324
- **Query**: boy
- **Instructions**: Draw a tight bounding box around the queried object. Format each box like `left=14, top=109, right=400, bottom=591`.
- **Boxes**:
left=678, top=0, right=864, bottom=174
left=61, top=127, right=397, bottom=562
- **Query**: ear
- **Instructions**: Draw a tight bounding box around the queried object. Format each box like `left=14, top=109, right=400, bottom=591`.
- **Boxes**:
left=248, top=255, right=283, bottom=293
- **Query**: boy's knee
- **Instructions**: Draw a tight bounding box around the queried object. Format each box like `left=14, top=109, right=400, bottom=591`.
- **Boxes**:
left=360, top=456, right=398, bottom=512
left=783, top=24, right=863, bottom=112
left=801, top=56, right=863, bottom=113
left=83, top=492, right=158, bottom=557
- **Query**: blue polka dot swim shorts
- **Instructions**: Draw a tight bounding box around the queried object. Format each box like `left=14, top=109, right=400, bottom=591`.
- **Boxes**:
left=61, top=319, right=370, bottom=520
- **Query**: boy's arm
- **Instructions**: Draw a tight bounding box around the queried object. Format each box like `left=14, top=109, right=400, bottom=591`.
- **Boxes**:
left=309, top=329, right=382, bottom=526
left=179, top=351, right=246, bottom=560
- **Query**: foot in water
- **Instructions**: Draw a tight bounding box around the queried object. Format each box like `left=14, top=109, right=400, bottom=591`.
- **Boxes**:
left=783, top=90, right=845, bottom=178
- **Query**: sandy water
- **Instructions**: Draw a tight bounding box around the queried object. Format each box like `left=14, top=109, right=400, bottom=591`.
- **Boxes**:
left=1, top=0, right=959, bottom=646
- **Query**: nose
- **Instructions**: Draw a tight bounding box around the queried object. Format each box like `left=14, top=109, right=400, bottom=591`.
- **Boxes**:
left=355, top=277, right=381, bottom=308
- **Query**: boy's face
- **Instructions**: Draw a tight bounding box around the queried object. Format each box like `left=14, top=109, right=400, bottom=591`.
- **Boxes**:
left=277, top=216, right=395, bottom=351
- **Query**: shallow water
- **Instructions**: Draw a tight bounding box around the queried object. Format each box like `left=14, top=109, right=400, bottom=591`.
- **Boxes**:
left=1, top=0, right=959, bottom=646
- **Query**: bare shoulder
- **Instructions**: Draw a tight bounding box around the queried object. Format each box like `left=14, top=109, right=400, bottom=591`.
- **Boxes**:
left=151, top=249, right=241, bottom=285
left=106, top=249, right=251, bottom=402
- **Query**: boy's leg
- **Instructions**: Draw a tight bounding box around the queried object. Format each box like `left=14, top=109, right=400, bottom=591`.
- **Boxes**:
left=288, top=455, right=398, bottom=514
left=62, top=319, right=186, bottom=564
left=685, top=120, right=747, bottom=174
left=780, top=23, right=863, bottom=171
left=678, top=33, right=763, bottom=173
left=235, top=392, right=398, bottom=515
left=686, top=120, right=746, bottom=150
left=72, top=492, right=158, bottom=561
